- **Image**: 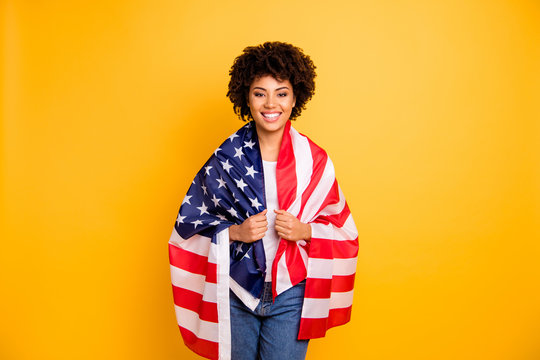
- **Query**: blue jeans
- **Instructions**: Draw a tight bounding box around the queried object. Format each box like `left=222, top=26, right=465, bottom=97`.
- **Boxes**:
left=230, top=281, right=309, bottom=360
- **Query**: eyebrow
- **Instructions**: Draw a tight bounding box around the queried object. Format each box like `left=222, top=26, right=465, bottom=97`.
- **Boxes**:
left=252, top=86, right=290, bottom=91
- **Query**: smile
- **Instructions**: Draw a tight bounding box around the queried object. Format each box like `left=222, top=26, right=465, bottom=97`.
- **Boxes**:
left=261, top=112, right=281, bottom=121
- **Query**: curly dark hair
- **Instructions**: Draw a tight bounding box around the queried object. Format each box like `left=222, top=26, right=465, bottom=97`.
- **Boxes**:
left=226, top=41, right=317, bottom=121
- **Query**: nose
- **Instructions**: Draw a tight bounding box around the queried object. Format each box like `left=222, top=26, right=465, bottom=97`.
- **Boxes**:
left=264, top=95, right=275, bottom=108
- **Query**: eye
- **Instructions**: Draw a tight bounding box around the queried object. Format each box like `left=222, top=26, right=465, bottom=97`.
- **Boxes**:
left=277, top=92, right=288, bottom=97
left=254, top=92, right=264, bottom=97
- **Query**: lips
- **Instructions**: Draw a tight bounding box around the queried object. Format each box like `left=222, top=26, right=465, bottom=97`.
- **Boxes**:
left=261, top=112, right=281, bottom=122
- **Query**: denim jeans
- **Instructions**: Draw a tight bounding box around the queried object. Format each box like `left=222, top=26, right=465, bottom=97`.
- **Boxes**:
left=230, top=281, right=309, bottom=360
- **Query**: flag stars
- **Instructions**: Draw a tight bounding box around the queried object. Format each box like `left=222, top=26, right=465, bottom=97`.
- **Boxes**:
left=209, top=220, right=221, bottom=226
left=245, top=165, right=258, bottom=178
left=204, top=165, right=213, bottom=176
left=211, top=194, right=221, bottom=207
left=214, top=147, right=222, bottom=156
left=216, top=177, right=227, bottom=189
left=182, top=195, right=192, bottom=205
left=249, top=197, right=262, bottom=210
left=176, top=214, right=186, bottom=225
left=221, top=159, right=233, bottom=173
left=227, top=207, right=239, bottom=218
left=235, top=178, right=248, bottom=191
left=234, top=147, right=244, bottom=160
left=217, top=214, right=227, bottom=221
left=235, top=243, right=244, bottom=255
left=244, top=140, right=256, bottom=149
left=191, top=220, right=203, bottom=228
left=201, top=184, right=208, bottom=195
left=232, top=193, right=239, bottom=203
left=228, top=133, right=239, bottom=142
left=197, top=202, right=209, bottom=216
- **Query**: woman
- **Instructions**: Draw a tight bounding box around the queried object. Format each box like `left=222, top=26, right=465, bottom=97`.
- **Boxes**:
left=169, top=42, right=359, bottom=360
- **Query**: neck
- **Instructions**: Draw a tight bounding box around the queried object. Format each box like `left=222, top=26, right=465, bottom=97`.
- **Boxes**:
left=256, top=126, right=285, bottom=162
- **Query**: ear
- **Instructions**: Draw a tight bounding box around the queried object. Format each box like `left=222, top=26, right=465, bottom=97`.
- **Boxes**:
left=293, top=95, right=297, bottom=107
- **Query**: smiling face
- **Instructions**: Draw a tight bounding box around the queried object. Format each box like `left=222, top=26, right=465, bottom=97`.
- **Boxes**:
left=247, top=75, right=296, bottom=138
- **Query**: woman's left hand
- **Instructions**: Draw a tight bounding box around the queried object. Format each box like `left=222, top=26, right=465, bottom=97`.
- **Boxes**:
left=274, top=209, right=311, bottom=242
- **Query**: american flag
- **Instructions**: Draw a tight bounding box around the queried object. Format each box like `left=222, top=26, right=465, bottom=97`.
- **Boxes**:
left=169, top=121, right=358, bottom=360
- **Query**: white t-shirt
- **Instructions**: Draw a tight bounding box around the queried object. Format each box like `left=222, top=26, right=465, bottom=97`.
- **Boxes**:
left=262, top=160, right=280, bottom=282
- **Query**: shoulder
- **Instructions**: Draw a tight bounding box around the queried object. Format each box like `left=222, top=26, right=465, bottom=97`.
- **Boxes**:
left=289, top=126, right=332, bottom=168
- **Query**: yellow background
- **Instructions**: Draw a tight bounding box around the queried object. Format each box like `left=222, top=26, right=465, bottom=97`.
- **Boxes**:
left=1, top=0, right=539, bottom=359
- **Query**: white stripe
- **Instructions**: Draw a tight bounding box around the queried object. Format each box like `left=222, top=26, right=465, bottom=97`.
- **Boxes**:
left=175, top=305, right=219, bottom=342
left=275, top=251, right=293, bottom=295
left=287, top=127, right=313, bottom=217
left=229, top=277, right=260, bottom=311
left=215, top=229, right=231, bottom=360
left=299, top=157, right=336, bottom=223
left=307, top=257, right=358, bottom=279
left=170, top=265, right=218, bottom=303
left=310, top=214, right=358, bottom=241
left=169, top=229, right=213, bottom=258
left=301, top=290, right=355, bottom=318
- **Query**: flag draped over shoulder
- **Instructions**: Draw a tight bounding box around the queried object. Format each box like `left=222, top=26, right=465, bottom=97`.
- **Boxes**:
left=168, top=120, right=358, bottom=360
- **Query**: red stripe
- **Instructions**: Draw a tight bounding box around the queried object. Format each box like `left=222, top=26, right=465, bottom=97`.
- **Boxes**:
left=169, top=243, right=217, bottom=283
left=315, top=179, right=340, bottom=215
left=328, top=306, right=353, bottom=328
left=297, top=306, right=353, bottom=339
left=172, top=285, right=218, bottom=322
left=315, top=202, right=351, bottom=228
left=304, top=275, right=356, bottom=298
left=284, top=241, right=308, bottom=286
left=308, top=238, right=359, bottom=259
left=276, top=121, right=297, bottom=211
left=179, top=326, right=219, bottom=360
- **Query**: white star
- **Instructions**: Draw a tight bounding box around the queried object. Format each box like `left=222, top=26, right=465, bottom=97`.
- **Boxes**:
left=214, top=147, right=222, bottom=156
left=228, top=132, right=239, bottom=142
left=244, top=140, right=256, bottom=149
left=176, top=214, right=186, bottom=225
left=216, top=177, right=227, bottom=188
left=246, top=211, right=250, bottom=218
left=204, top=165, right=212, bottom=175
left=235, top=178, right=248, bottom=191
left=227, top=207, right=238, bottom=218
left=235, top=243, right=243, bottom=255
left=234, top=147, right=244, bottom=160
left=201, top=184, right=208, bottom=195
left=242, top=252, right=251, bottom=259
left=209, top=220, right=221, bottom=226
left=249, top=197, right=262, bottom=210
left=182, top=195, right=192, bottom=205
left=232, top=193, right=239, bottom=203
left=217, top=214, right=227, bottom=221
left=245, top=165, right=258, bottom=178
left=211, top=194, right=221, bottom=207
left=221, top=159, right=233, bottom=173
left=191, top=220, right=203, bottom=228
left=197, top=202, right=209, bottom=215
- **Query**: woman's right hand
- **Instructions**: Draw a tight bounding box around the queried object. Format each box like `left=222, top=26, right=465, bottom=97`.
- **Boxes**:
left=229, top=209, right=268, bottom=243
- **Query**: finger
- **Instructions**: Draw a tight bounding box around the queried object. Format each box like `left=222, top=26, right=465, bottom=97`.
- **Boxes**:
left=275, top=218, right=292, bottom=228
left=252, top=220, right=268, bottom=229
left=252, top=209, right=268, bottom=220
left=274, top=225, right=289, bottom=234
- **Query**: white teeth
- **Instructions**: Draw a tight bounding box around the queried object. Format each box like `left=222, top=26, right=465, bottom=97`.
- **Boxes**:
left=263, top=113, right=279, bottom=119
